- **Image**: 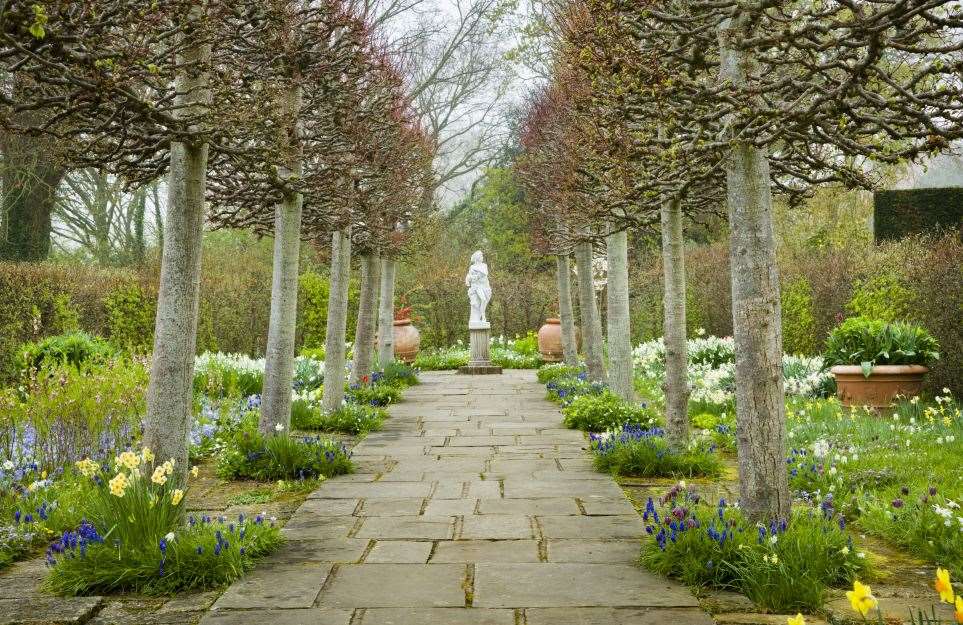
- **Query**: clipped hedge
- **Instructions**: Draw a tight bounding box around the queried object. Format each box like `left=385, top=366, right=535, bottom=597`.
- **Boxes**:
left=873, top=188, right=963, bottom=242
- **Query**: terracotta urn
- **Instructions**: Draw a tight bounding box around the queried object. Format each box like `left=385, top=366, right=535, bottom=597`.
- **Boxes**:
left=538, top=318, right=564, bottom=362
left=830, top=364, right=929, bottom=408
left=393, top=319, right=421, bottom=363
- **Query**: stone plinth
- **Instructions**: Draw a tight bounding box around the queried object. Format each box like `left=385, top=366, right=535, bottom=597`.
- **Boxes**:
left=459, top=322, right=502, bottom=375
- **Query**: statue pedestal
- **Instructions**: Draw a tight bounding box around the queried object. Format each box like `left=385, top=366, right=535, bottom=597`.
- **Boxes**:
left=458, top=321, right=502, bottom=375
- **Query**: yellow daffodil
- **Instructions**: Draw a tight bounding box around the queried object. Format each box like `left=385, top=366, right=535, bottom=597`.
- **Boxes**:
left=151, top=466, right=168, bottom=485
left=108, top=472, right=128, bottom=497
left=40, top=470, right=46, bottom=479
left=141, top=447, right=154, bottom=463
left=955, top=596, right=963, bottom=624
left=171, top=489, right=184, bottom=506
left=190, top=465, right=199, bottom=478
left=787, top=614, right=806, bottom=625
left=75, top=458, right=98, bottom=478
left=117, top=451, right=140, bottom=470
left=936, top=568, right=955, bottom=603
left=846, top=580, right=877, bottom=617
left=162, top=459, right=175, bottom=476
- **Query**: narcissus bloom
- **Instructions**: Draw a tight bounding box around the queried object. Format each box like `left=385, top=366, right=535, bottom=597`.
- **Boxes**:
left=954, top=596, right=963, bottom=624
left=846, top=580, right=877, bottom=617
left=936, top=568, right=955, bottom=603
left=787, top=614, right=805, bottom=625
left=108, top=472, right=128, bottom=497
left=151, top=467, right=168, bottom=485
left=171, top=489, right=184, bottom=505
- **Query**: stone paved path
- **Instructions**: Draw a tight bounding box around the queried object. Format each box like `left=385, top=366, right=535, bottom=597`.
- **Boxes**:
left=201, top=370, right=712, bottom=625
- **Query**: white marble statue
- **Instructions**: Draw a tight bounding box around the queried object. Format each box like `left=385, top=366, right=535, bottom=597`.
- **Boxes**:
left=465, top=250, right=492, bottom=325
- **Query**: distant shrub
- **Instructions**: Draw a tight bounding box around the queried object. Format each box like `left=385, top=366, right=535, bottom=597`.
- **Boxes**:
left=781, top=277, right=817, bottom=355
left=847, top=272, right=917, bottom=323
left=104, top=284, right=156, bottom=353
left=292, top=402, right=385, bottom=435
left=591, top=426, right=722, bottom=478
left=216, top=429, right=353, bottom=481
left=379, top=361, right=419, bottom=387
left=298, top=272, right=330, bottom=349
left=17, top=331, right=115, bottom=374
left=562, top=390, right=659, bottom=432
left=348, top=382, right=402, bottom=407
left=537, top=363, right=583, bottom=384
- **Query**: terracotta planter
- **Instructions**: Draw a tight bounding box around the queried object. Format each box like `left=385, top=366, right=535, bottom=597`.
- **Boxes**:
left=538, top=318, right=564, bottom=362
left=830, top=364, right=929, bottom=408
left=392, top=319, right=421, bottom=363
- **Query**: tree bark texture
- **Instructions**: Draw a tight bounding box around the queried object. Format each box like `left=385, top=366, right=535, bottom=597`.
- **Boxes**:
left=143, top=7, right=211, bottom=483
left=377, top=256, right=397, bottom=366
left=555, top=254, right=579, bottom=366
left=574, top=241, right=606, bottom=384
left=351, top=251, right=381, bottom=384
left=258, top=78, right=304, bottom=436
left=0, top=81, right=66, bottom=262
left=661, top=197, right=690, bottom=449
left=719, top=17, right=791, bottom=522
left=605, top=230, right=633, bottom=401
left=322, top=228, right=351, bottom=414
left=259, top=194, right=303, bottom=434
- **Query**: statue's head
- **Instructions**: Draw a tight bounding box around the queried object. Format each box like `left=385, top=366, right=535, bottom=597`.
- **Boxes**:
left=471, top=250, right=484, bottom=264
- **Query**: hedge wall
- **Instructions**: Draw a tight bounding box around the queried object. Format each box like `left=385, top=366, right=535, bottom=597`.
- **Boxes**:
left=874, top=188, right=963, bottom=241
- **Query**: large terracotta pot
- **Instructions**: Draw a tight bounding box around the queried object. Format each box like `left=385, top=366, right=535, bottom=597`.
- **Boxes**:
left=830, top=364, right=929, bottom=408
left=393, top=319, right=421, bottom=363
left=538, top=318, right=564, bottom=362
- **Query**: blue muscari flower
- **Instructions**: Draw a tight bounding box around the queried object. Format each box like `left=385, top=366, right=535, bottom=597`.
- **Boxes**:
left=24, top=513, right=33, bottom=524
left=757, top=526, right=766, bottom=543
left=838, top=516, right=846, bottom=530
left=197, top=546, right=204, bottom=555
left=13, top=510, right=20, bottom=524
left=159, top=538, right=167, bottom=554
left=239, top=547, right=245, bottom=555
left=214, top=542, right=222, bottom=556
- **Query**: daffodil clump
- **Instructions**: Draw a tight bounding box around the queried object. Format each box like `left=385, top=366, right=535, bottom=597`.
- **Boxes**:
left=43, top=447, right=283, bottom=595
left=640, top=483, right=867, bottom=612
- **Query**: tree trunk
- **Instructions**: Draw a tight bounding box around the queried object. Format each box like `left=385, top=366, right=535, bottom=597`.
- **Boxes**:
left=351, top=250, right=381, bottom=384
left=719, top=17, right=790, bottom=522
left=574, top=241, right=606, bottom=383
left=661, top=197, right=690, bottom=449
left=258, top=77, right=304, bottom=436
left=259, top=194, right=303, bottom=435
left=0, top=82, right=66, bottom=262
left=143, top=6, right=211, bottom=484
left=322, top=228, right=351, bottom=414
left=377, top=256, right=397, bottom=366
left=605, top=230, right=633, bottom=401
left=555, top=254, right=578, bottom=366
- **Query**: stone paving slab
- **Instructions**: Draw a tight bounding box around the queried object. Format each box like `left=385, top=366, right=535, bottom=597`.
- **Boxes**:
left=0, top=597, right=103, bottom=625
left=357, top=607, right=516, bottom=624
left=473, top=563, right=700, bottom=608
left=212, top=562, right=332, bottom=609
left=526, top=607, right=716, bottom=624
left=317, top=564, right=466, bottom=608
left=201, top=608, right=351, bottom=625
left=430, top=540, right=541, bottom=563
left=199, top=370, right=707, bottom=623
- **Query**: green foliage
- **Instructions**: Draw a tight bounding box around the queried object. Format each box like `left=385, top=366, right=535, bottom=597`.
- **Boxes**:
left=193, top=353, right=264, bottom=398
left=0, top=360, right=146, bottom=470
left=216, top=428, right=353, bottom=481
left=379, top=361, right=419, bottom=387
left=562, top=390, right=659, bottom=432
left=847, top=272, right=917, bottom=323
left=690, top=412, right=719, bottom=430
left=348, top=382, right=402, bottom=407
left=298, top=272, right=330, bottom=349
left=874, top=188, right=963, bottom=242
left=414, top=346, right=470, bottom=370
left=591, top=428, right=722, bottom=478
left=537, top=363, right=584, bottom=384
left=640, top=487, right=866, bottom=612
left=300, top=346, right=325, bottom=361
left=781, top=277, right=817, bottom=355
left=292, top=402, right=385, bottom=435
left=43, top=456, right=282, bottom=595
left=17, top=331, right=115, bottom=374
left=50, top=294, right=80, bottom=334
left=824, top=316, right=940, bottom=372
left=104, top=284, right=156, bottom=353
